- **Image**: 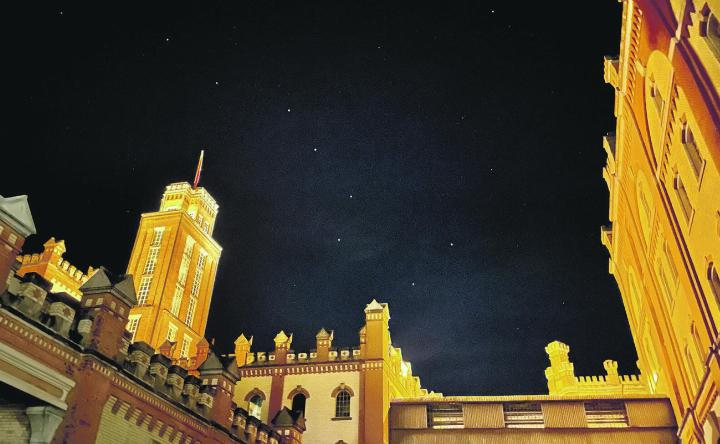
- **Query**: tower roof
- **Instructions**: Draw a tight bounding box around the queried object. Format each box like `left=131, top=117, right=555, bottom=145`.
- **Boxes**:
left=0, top=195, right=36, bottom=237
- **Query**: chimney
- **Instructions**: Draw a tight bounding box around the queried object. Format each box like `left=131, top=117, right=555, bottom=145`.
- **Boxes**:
left=234, top=333, right=253, bottom=367
left=78, top=267, right=137, bottom=359
left=197, top=349, right=240, bottom=428
left=315, top=328, right=333, bottom=362
left=0, top=195, right=36, bottom=294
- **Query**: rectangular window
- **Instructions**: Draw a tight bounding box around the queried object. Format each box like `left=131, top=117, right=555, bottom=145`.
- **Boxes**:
left=185, top=296, right=198, bottom=326
left=503, top=402, right=544, bottom=428
left=427, top=403, right=463, bottom=429
left=137, top=276, right=152, bottom=305
left=674, top=174, right=694, bottom=222
left=126, top=316, right=141, bottom=342
left=177, top=238, right=195, bottom=284
left=190, top=252, right=207, bottom=298
left=681, top=124, right=704, bottom=180
left=167, top=323, right=178, bottom=342
left=142, top=227, right=165, bottom=275
left=180, top=335, right=192, bottom=358
left=170, top=285, right=183, bottom=316
left=584, top=400, right=628, bottom=428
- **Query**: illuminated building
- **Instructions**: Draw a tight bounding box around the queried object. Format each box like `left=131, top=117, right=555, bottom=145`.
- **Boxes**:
left=601, top=0, right=720, bottom=441
left=17, top=237, right=96, bottom=300
left=233, top=300, right=436, bottom=444
left=0, top=195, right=304, bottom=443
left=125, top=180, right=222, bottom=361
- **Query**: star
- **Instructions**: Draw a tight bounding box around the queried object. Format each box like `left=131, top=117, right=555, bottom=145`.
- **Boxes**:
left=449, top=242, right=454, bottom=247
left=337, top=238, right=342, bottom=243
left=165, top=37, right=170, bottom=42
left=215, top=81, right=219, bottom=85
left=59, top=11, right=63, bottom=15
left=349, top=194, right=353, bottom=199
left=411, top=282, right=416, bottom=287
left=490, top=9, right=495, bottom=14
left=313, top=148, right=318, bottom=152
left=287, top=108, right=291, bottom=112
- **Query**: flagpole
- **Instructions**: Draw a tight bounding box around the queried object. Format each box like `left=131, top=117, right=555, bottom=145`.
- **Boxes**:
left=193, top=150, right=204, bottom=189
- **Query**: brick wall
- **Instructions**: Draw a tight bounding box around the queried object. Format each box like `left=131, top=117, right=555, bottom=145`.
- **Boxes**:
left=0, top=404, right=30, bottom=444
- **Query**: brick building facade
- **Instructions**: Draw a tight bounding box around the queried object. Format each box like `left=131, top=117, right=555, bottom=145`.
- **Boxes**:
left=0, top=193, right=304, bottom=443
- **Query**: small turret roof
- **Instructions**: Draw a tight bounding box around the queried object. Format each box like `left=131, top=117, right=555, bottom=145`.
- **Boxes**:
left=79, top=266, right=137, bottom=306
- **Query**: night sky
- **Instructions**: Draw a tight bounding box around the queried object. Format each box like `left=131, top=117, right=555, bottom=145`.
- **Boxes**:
left=4, top=3, right=636, bottom=395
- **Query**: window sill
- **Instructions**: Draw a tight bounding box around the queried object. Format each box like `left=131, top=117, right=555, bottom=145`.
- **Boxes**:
left=331, top=416, right=352, bottom=421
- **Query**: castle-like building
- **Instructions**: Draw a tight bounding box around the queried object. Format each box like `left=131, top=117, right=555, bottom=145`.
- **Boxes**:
left=599, top=0, right=720, bottom=442
left=5, top=1, right=720, bottom=439
left=232, top=301, right=435, bottom=444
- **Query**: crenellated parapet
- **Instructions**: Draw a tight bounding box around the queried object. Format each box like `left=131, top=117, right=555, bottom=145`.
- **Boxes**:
left=545, top=341, right=649, bottom=396
left=17, top=237, right=96, bottom=300
left=1, top=266, right=301, bottom=443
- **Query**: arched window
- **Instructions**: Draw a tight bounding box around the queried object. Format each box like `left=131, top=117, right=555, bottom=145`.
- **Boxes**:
left=709, top=263, right=720, bottom=306
left=335, top=390, right=351, bottom=418
left=244, top=389, right=266, bottom=419
left=701, top=7, right=720, bottom=57
left=248, top=395, right=263, bottom=419
left=291, top=393, right=306, bottom=417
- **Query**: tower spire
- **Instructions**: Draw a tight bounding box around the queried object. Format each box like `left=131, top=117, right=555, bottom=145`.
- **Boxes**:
left=193, top=150, right=204, bottom=189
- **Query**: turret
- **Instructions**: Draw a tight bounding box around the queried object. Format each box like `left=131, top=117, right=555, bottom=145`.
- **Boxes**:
left=315, top=328, right=333, bottom=362
left=545, top=341, right=577, bottom=394
left=0, top=195, right=36, bottom=294
left=363, top=299, right=390, bottom=360
left=273, top=330, right=293, bottom=365
left=197, top=349, right=240, bottom=428
left=271, top=407, right=306, bottom=444
left=78, top=267, right=137, bottom=360
left=234, top=333, right=253, bottom=366
left=604, top=359, right=620, bottom=385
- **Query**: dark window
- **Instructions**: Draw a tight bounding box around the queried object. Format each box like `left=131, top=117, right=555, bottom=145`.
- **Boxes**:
left=584, top=400, right=628, bottom=427
left=427, top=403, right=463, bottom=429
left=291, top=393, right=306, bottom=417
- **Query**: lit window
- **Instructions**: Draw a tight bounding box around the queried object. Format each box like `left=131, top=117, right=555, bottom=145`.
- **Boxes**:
left=126, top=316, right=141, bottom=342
left=185, top=296, right=197, bottom=326
left=137, top=276, right=152, bottom=305
left=335, top=390, right=351, bottom=418
left=180, top=335, right=192, bottom=358
left=248, top=395, right=263, bottom=419
left=170, top=286, right=183, bottom=316
left=190, top=253, right=207, bottom=298
left=167, top=323, right=178, bottom=342
left=674, top=173, right=694, bottom=222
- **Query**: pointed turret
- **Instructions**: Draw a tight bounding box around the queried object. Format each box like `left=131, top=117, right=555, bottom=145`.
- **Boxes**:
left=234, top=333, right=253, bottom=366
left=315, top=328, right=334, bottom=362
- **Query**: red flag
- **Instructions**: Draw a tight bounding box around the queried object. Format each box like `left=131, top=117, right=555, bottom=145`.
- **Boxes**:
left=193, top=150, right=204, bottom=188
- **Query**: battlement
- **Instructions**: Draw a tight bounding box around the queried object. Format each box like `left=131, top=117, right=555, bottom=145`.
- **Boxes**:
left=0, top=269, right=300, bottom=442
left=17, top=237, right=96, bottom=300
left=159, top=182, right=219, bottom=235
left=544, top=341, right=649, bottom=397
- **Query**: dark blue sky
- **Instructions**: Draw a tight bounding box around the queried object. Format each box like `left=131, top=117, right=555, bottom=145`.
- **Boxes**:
left=5, top=2, right=635, bottom=394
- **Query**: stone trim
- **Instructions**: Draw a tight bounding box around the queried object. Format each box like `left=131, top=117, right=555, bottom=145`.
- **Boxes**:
left=244, top=388, right=267, bottom=402
left=286, top=386, right=310, bottom=400
left=330, top=383, right=355, bottom=398
left=0, top=340, right=75, bottom=409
